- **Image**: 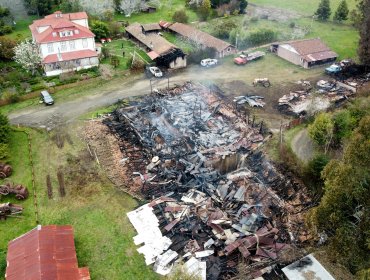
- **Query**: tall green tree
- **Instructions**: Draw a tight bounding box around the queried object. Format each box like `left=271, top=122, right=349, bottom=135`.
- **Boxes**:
left=23, top=0, right=54, bottom=16
left=239, top=0, right=248, bottom=14
left=198, top=0, right=211, bottom=21
left=308, top=113, right=334, bottom=152
left=315, top=0, right=331, bottom=21
left=334, top=0, right=349, bottom=21
left=307, top=115, right=370, bottom=273
left=358, top=0, right=370, bottom=65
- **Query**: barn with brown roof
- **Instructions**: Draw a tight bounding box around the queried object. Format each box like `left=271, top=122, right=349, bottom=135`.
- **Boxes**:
left=5, top=225, right=90, bottom=280
left=126, top=23, right=186, bottom=69
left=167, top=22, right=236, bottom=58
left=271, top=38, right=338, bottom=68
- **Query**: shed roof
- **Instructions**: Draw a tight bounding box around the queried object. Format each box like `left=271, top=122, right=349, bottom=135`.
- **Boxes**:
left=142, top=23, right=161, bottom=32
left=126, top=23, right=176, bottom=55
left=168, top=22, right=233, bottom=52
left=6, top=225, right=90, bottom=280
left=285, top=38, right=338, bottom=62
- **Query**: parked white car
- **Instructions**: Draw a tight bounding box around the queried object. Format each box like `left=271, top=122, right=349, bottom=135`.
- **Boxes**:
left=149, top=66, right=163, bottom=77
left=200, top=58, right=218, bottom=67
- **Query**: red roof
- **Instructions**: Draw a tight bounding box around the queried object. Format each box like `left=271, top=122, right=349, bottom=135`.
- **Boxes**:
left=30, top=12, right=94, bottom=44
left=45, top=11, right=88, bottom=20
left=43, top=49, right=98, bottom=63
left=6, top=225, right=90, bottom=280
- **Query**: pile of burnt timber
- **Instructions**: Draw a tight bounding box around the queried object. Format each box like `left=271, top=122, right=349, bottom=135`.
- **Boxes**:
left=104, top=82, right=312, bottom=279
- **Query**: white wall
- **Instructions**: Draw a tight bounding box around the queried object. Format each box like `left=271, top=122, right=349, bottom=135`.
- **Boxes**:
left=39, top=37, right=96, bottom=58
left=71, top=19, right=88, bottom=28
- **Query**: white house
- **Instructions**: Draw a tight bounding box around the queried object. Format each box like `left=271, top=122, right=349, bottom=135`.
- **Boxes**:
left=29, top=11, right=99, bottom=76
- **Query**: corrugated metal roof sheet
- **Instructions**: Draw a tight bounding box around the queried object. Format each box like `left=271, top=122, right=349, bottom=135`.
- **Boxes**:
left=6, top=225, right=90, bottom=280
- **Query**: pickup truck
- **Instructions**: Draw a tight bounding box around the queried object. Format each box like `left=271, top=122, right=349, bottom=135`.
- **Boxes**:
left=325, top=64, right=342, bottom=74
left=234, top=51, right=265, bottom=65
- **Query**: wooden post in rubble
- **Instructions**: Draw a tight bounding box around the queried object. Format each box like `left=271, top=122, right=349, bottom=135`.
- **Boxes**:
left=280, top=120, right=283, bottom=148
left=252, top=115, right=255, bottom=127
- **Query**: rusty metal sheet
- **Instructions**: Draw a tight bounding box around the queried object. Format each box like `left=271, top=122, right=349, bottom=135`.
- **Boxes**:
left=6, top=225, right=90, bottom=280
left=164, top=219, right=180, bottom=231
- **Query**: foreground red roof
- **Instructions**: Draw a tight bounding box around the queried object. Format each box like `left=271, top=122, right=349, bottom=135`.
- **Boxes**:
left=30, top=11, right=94, bottom=44
left=6, top=225, right=90, bottom=280
left=43, top=49, right=98, bottom=64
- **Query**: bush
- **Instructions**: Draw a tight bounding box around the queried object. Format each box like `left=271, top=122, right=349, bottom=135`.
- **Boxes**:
left=0, top=113, right=10, bottom=144
left=0, top=143, right=9, bottom=160
left=110, top=55, right=120, bottom=68
left=306, top=153, right=329, bottom=184
left=187, top=47, right=217, bottom=64
left=101, top=47, right=111, bottom=59
left=289, top=22, right=296, bottom=28
left=91, top=21, right=110, bottom=40
left=0, top=37, right=17, bottom=60
left=108, top=22, right=122, bottom=39
left=172, top=9, right=189, bottom=23
left=212, top=20, right=237, bottom=39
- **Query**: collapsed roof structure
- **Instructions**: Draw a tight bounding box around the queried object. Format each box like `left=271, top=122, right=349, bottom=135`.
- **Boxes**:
left=104, top=82, right=313, bottom=279
left=126, top=23, right=186, bottom=69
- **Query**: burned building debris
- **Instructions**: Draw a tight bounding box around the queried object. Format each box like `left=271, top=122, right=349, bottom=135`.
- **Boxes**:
left=104, top=82, right=313, bottom=279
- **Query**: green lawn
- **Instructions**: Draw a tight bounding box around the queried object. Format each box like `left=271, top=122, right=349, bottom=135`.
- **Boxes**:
left=0, top=123, right=158, bottom=280
left=249, top=0, right=358, bottom=16
left=102, top=39, right=152, bottom=70
left=115, top=0, right=198, bottom=24
left=4, top=16, right=36, bottom=40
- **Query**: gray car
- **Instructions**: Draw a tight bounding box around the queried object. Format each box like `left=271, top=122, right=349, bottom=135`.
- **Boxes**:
left=40, top=90, right=54, bottom=105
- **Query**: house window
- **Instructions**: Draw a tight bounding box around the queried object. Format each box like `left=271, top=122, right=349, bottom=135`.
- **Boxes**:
left=59, top=31, right=73, bottom=37
left=82, top=38, right=88, bottom=48
left=61, top=41, right=67, bottom=51
left=69, top=40, right=76, bottom=50
left=47, top=43, right=54, bottom=53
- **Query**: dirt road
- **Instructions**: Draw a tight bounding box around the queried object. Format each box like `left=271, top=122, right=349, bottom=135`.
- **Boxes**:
left=8, top=58, right=323, bottom=128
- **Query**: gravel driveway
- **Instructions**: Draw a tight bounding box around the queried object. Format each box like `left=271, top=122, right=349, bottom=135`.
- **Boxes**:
left=8, top=60, right=323, bottom=127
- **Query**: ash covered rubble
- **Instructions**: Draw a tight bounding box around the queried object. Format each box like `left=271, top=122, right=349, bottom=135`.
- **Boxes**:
left=104, top=82, right=312, bottom=279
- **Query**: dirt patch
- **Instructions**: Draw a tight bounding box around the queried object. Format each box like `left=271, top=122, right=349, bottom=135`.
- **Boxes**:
left=291, top=128, right=314, bottom=162
left=313, top=251, right=355, bottom=280
left=248, top=3, right=302, bottom=21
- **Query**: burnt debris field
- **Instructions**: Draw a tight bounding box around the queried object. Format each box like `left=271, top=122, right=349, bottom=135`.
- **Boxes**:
left=103, top=82, right=314, bottom=279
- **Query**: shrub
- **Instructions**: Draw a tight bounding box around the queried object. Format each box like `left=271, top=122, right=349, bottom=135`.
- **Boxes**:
left=0, top=113, right=10, bottom=144
left=101, top=47, right=111, bottom=59
left=289, top=22, right=296, bottom=28
left=91, top=21, right=110, bottom=40
left=187, top=47, right=217, bottom=64
left=0, top=37, right=17, bottom=60
left=110, top=55, right=120, bottom=68
left=172, top=9, right=189, bottom=23
left=108, top=22, right=122, bottom=39
left=0, top=143, right=9, bottom=160
left=212, top=20, right=237, bottom=39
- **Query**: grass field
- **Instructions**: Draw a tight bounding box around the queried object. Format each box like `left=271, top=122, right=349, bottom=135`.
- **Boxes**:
left=249, top=0, right=358, bottom=16
left=4, top=16, right=36, bottom=40
left=101, top=39, right=152, bottom=70
left=0, top=123, right=158, bottom=280
left=115, top=0, right=198, bottom=23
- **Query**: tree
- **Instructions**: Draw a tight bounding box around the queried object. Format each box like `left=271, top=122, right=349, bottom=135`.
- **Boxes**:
left=119, top=0, right=141, bottom=17
left=172, top=9, right=189, bottom=23
left=13, top=39, right=42, bottom=75
left=358, top=0, right=370, bottom=65
left=308, top=113, right=333, bottom=152
left=23, top=0, right=54, bottom=16
left=0, top=37, right=17, bottom=60
left=315, top=0, right=331, bottom=21
left=307, top=116, right=370, bottom=273
left=91, top=21, right=110, bottom=40
left=239, top=0, right=248, bottom=14
left=334, top=0, right=349, bottom=21
left=59, top=0, right=82, bottom=13
left=198, top=0, right=211, bottom=21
